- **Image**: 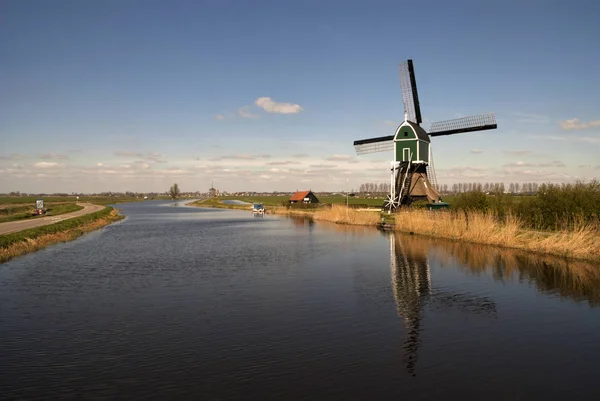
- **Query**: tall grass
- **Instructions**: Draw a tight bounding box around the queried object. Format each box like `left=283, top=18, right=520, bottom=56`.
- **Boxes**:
left=393, top=209, right=600, bottom=262
left=313, top=204, right=381, bottom=225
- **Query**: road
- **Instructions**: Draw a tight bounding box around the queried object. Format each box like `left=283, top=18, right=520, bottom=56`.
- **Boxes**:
left=0, top=203, right=105, bottom=235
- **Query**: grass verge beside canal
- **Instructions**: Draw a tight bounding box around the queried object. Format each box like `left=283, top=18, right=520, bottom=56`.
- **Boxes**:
left=389, top=209, right=600, bottom=262
left=0, top=207, right=124, bottom=264
left=0, top=203, right=83, bottom=223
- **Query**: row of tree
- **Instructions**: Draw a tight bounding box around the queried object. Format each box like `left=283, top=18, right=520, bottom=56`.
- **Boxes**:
left=358, top=183, right=392, bottom=193
left=449, top=182, right=540, bottom=194
left=358, top=182, right=543, bottom=195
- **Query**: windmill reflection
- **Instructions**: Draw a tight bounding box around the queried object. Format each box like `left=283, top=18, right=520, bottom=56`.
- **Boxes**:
left=390, top=233, right=431, bottom=375
left=389, top=233, right=497, bottom=376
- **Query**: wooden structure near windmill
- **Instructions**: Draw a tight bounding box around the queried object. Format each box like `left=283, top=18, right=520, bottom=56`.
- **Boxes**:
left=353, top=60, right=497, bottom=212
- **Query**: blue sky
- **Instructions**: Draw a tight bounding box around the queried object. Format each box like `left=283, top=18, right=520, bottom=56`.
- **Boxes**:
left=1, top=0, right=599, bottom=193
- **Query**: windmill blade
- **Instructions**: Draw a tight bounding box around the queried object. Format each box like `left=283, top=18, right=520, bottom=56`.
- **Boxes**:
left=399, top=60, right=422, bottom=125
left=429, top=113, right=497, bottom=137
left=353, top=135, right=394, bottom=155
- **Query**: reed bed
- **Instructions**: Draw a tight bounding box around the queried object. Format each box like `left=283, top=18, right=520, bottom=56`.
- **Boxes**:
left=0, top=208, right=124, bottom=264
left=393, top=209, right=600, bottom=262
left=274, top=204, right=381, bottom=226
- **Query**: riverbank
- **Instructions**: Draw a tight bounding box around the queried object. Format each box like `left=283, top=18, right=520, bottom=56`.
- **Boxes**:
left=188, top=199, right=600, bottom=263
left=0, top=207, right=124, bottom=264
left=0, top=202, right=83, bottom=223
left=389, top=209, right=600, bottom=263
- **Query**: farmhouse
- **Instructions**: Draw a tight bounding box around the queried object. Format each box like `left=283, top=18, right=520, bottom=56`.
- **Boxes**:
left=289, top=190, right=319, bottom=204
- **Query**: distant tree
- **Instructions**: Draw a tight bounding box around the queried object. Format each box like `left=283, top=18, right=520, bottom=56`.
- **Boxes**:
left=169, top=183, right=181, bottom=199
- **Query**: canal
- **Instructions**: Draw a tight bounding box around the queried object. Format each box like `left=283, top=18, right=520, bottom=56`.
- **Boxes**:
left=2, top=200, right=600, bottom=400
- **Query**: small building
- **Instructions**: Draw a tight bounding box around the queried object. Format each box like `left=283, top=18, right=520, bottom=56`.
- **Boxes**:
left=289, top=190, right=319, bottom=204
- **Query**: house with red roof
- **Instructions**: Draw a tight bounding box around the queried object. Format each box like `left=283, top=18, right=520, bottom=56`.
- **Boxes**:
left=289, top=190, right=319, bottom=204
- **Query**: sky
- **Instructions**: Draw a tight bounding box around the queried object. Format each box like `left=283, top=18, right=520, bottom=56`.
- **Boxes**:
left=1, top=0, right=599, bottom=194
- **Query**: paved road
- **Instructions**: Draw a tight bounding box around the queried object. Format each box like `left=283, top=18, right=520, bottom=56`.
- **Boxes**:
left=0, top=203, right=105, bottom=235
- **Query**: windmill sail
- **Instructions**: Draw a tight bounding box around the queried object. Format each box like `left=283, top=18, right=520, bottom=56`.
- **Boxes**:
left=399, top=60, right=422, bottom=125
left=353, top=135, right=394, bottom=155
left=429, top=113, right=497, bottom=137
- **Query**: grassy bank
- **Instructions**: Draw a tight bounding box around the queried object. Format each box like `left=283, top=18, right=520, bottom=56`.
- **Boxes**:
left=390, top=209, right=599, bottom=262
left=0, top=207, right=124, bottom=264
left=0, top=203, right=83, bottom=223
left=272, top=204, right=381, bottom=225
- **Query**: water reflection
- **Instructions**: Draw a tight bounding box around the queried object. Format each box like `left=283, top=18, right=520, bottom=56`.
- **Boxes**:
left=410, top=235, right=600, bottom=306
left=390, top=233, right=497, bottom=376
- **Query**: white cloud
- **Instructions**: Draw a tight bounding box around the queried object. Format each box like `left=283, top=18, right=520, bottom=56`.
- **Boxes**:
left=39, top=153, right=69, bottom=160
left=559, top=118, right=600, bottom=130
left=115, top=151, right=167, bottom=163
left=542, top=135, right=600, bottom=145
left=238, top=106, right=259, bottom=119
left=503, top=161, right=536, bottom=167
left=267, top=161, right=295, bottom=165
left=470, top=149, right=484, bottom=154
left=325, top=154, right=355, bottom=161
left=504, top=150, right=532, bottom=155
left=309, top=164, right=337, bottom=169
left=255, top=97, right=303, bottom=114
left=116, top=150, right=143, bottom=157
left=0, top=153, right=27, bottom=160
left=214, top=114, right=225, bottom=121
left=539, top=161, right=566, bottom=168
left=503, top=160, right=565, bottom=168
left=383, top=120, right=397, bottom=127
left=511, top=112, right=551, bottom=124
left=579, top=136, right=600, bottom=144
left=34, top=162, right=60, bottom=169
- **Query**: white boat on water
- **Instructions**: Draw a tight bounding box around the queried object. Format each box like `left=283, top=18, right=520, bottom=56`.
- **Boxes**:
left=252, top=203, right=265, bottom=214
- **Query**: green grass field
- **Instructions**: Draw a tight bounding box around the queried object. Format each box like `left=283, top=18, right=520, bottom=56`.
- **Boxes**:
left=0, top=206, right=117, bottom=250
left=0, top=195, right=163, bottom=206
left=0, top=203, right=84, bottom=223
left=208, top=195, right=386, bottom=207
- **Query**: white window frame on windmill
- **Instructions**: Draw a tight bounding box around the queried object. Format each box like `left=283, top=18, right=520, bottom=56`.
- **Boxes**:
left=403, top=148, right=411, bottom=162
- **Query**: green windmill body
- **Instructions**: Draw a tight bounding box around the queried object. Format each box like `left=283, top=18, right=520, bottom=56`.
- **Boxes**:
left=353, top=59, right=497, bottom=211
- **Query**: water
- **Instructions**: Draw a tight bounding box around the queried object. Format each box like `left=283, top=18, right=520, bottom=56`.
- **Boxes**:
left=2, top=200, right=600, bottom=400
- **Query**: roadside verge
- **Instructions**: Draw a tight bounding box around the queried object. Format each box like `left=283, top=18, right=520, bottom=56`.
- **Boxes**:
left=0, top=206, right=124, bottom=264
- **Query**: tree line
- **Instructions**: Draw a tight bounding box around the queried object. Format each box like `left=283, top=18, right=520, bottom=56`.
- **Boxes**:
left=359, top=182, right=542, bottom=195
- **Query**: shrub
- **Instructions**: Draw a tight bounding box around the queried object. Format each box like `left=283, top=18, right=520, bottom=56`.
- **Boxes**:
left=451, top=191, right=489, bottom=213
left=515, top=180, right=600, bottom=230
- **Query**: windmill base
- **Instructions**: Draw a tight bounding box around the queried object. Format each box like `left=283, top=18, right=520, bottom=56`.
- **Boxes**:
left=384, top=163, right=441, bottom=211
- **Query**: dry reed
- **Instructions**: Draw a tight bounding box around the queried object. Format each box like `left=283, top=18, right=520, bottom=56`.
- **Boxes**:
left=271, top=204, right=381, bottom=226
left=393, top=209, right=600, bottom=262
left=0, top=209, right=124, bottom=264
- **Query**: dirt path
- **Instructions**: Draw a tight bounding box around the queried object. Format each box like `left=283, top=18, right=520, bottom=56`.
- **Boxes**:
left=0, top=203, right=105, bottom=235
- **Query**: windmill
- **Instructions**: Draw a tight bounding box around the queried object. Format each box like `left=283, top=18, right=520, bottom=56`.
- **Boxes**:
left=353, top=60, right=497, bottom=211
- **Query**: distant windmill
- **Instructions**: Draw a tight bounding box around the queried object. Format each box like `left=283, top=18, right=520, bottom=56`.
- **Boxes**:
left=353, top=60, right=498, bottom=211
